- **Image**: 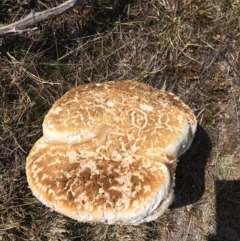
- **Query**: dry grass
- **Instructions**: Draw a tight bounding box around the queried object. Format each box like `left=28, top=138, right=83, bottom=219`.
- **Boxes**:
left=1, top=0, right=240, bottom=240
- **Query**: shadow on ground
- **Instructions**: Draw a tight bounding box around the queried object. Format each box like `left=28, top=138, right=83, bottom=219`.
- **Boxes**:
left=208, top=180, right=240, bottom=241
left=170, top=125, right=212, bottom=208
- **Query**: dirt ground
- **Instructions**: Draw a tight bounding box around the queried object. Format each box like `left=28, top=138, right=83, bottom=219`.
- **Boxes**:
left=1, top=0, right=240, bottom=240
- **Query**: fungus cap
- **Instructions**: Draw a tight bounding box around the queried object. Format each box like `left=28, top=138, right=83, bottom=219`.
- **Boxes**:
left=26, top=80, right=197, bottom=225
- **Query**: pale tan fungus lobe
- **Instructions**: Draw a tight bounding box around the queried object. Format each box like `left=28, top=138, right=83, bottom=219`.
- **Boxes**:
left=26, top=80, right=197, bottom=225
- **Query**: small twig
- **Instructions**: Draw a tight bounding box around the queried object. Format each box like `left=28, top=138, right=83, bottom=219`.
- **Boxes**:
left=100, top=225, right=109, bottom=240
left=230, top=88, right=240, bottom=132
left=224, top=55, right=240, bottom=77
left=17, top=0, right=30, bottom=6
left=0, top=0, right=87, bottom=37
left=183, top=216, right=192, bottom=241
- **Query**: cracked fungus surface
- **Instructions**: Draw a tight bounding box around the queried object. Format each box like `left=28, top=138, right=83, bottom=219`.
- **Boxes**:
left=27, top=138, right=170, bottom=223
left=26, top=80, right=197, bottom=224
left=42, top=80, right=196, bottom=154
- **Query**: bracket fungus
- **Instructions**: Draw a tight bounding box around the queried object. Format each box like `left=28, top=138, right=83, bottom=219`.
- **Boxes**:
left=26, top=80, right=197, bottom=225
